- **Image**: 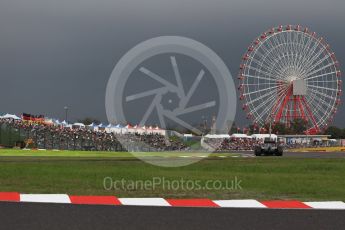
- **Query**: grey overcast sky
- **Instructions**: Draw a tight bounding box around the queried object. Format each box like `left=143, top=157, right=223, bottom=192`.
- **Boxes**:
left=0, top=0, right=344, bottom=127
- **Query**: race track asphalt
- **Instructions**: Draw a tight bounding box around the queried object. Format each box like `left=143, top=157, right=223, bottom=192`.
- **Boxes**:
left=0, top=202, right=344, bottom=230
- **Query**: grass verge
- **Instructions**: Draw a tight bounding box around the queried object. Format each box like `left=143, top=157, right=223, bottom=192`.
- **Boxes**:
left=0, top=149, right=344, bottom=201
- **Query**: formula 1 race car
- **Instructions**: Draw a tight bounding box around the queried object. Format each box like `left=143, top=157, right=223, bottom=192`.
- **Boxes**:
left=254, top=137, right=283, bottom=156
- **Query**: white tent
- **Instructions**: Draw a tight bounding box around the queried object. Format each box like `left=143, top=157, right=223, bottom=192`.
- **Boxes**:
left=1, top=113, right=21, bottom=120
left=44, top=118, right=54, bottom=125
left=104, top=124, right=111, bottom=132
left=124, top=124, right=136, bottom=134
left=93, top=123, right=106, bottom=132
left=204, top=134, right=230, bottom=139
left=73, top=122, right=86, bottom=128
left=154, top=126, right=166, bottom=136
left=112, top=125, right=124, bottom=134
left=136, top=126, right=147, bottom=134
left=105, top=124, right=121, bottom=133
left=231, top=133, right=252, bottom=139
left=146, top=126, right=154, bottom=134
left=98, top=123, right=106, bottom=128
left=103, top=124, right=124, bottom=134
left=87, top=122, right=97, bottom=128
left=251, top=134, right=277, bottom=140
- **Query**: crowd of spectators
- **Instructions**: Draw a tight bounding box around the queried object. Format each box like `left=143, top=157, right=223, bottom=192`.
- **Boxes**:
left=204, top=137, right=262, bottom=151
left=0, top=118, right=187, bottom=151
left=117, top=133, right=187, bottom=151
left=2, top=117, right=335, bottom=152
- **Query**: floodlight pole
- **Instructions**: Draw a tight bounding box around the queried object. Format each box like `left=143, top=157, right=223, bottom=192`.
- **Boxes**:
left=64, top=106, right=68, bottom=124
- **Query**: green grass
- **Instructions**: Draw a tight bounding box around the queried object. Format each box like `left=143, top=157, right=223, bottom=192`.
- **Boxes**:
left=0, top=149, right=344, bottom=201
left=0, top=149, right=135, bottom=158
left=0, top=149, right=234, bottom=158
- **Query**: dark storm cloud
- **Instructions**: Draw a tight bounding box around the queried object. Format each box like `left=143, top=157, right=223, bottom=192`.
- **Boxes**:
left=0, top=0, right=344, bottom=127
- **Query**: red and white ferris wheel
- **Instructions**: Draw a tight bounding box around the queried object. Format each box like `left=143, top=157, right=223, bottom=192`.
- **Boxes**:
left=239, top=25, right=342, bottom=134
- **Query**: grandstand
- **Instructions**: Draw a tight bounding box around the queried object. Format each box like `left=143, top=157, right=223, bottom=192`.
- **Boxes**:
left=0, top=114, right=187, bottom=151
left=0, top=113, right=338, bottom=152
